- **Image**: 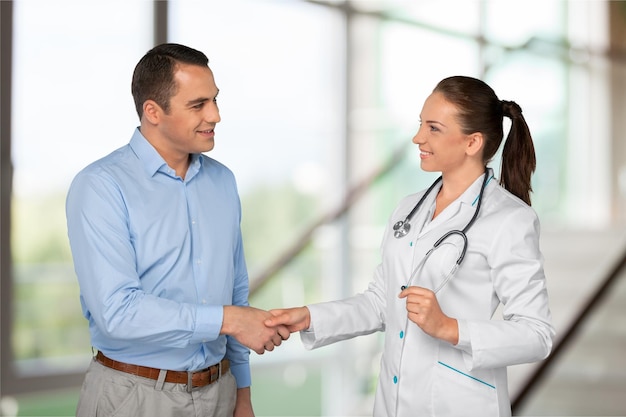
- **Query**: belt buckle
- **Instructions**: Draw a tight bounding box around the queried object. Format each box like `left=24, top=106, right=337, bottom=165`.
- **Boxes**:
left=187, top=370, right=194, bottom=393
left=210, top=361, right=222, bottom=383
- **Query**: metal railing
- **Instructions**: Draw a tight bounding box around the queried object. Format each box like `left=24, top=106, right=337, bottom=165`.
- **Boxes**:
left=511, top=242, right=626, bottom=414
left=249, top=142, right=409, bottom=294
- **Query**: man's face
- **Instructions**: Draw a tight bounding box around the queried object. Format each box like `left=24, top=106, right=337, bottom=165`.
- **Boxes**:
left=156, top=63, right=221, bottom=158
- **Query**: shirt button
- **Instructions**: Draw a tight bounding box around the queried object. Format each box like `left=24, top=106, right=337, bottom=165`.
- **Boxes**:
left=202, top=299, right=207, bottom=304
left=197, top=259, right=202, bottom=265
left=399, top=331, right=404, bottom=339
left=393, top=376, right=398, bottom=384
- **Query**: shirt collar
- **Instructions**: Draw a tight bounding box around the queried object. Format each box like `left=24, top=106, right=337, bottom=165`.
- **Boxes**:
left=129, top=127, right=203, bottom=179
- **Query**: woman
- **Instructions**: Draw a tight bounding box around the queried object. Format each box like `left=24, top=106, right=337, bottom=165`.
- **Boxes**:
left=267, top=76, right=555, bottom=417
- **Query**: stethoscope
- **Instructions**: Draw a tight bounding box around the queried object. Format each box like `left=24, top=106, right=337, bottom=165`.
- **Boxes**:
left=394, top=167, right=492, bottom=292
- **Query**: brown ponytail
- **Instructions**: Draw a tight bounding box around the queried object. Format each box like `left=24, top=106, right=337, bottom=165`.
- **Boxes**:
left=500, top=100, right=536, bottom=205
left=433, top=76, right=537, bottom=205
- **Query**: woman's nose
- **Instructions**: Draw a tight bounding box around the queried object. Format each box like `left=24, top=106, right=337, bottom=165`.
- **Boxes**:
left=412, top=129, right=423, bottom=145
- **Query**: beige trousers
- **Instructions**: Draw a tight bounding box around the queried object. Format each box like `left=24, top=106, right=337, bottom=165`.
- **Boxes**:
left=76, top=358, right=237, bottom=417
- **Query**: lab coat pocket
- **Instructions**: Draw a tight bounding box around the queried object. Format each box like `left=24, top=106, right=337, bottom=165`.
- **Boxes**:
left=433, top=346, right=499, bottom=417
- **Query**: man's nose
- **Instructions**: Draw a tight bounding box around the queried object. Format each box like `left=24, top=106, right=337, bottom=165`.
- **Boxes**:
left=205, top=101, right=221, bottom=123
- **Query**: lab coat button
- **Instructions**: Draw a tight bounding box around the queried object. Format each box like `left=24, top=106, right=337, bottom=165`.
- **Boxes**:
left=399, top=331, right=404, bottom=339
left=393, top=376, right=398, bottom=384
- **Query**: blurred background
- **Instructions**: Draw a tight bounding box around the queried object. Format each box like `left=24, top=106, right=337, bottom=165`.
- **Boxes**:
left=1, top=0, right=626, bottom=416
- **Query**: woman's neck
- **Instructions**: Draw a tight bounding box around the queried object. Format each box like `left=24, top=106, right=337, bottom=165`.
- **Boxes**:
left=433, top=166, right=485, bottom=218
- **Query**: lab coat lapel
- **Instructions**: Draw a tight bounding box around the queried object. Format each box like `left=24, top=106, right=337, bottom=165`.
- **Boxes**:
left=408, top=173, right=489, bottom=291
left=418, top=171, right=490, bottom=237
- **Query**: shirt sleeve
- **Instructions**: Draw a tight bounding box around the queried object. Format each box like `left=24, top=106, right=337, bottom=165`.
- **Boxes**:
left=225, top=225, right=252, bottom=388
left=66, top=170, right=221, bottom=347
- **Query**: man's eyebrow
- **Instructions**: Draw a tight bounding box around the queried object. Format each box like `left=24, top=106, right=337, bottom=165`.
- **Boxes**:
left=186, top=89, right=219, bottom=106
left=186, top=98, right=209, bottom=106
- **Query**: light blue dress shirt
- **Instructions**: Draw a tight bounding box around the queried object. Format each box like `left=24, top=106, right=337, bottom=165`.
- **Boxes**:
left=66, top=128, right=251, bottom=387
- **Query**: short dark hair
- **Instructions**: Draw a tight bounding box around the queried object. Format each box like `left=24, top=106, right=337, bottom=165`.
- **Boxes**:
left=131, top=43, right=209, bottom=119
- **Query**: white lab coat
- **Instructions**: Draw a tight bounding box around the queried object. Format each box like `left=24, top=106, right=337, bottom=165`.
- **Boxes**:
left=301, top=169, right=555, bottom=417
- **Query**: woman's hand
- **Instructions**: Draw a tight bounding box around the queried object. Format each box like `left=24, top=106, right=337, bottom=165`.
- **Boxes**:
left=265, top=307, right=311, bottom=333
left=399, top=286, right=459, bottom=345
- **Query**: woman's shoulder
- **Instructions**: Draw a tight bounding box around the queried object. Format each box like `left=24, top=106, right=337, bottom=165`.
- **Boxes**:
left=482, top=182, right=539, bottom=222
left=394, top=189, right=430, bottom=214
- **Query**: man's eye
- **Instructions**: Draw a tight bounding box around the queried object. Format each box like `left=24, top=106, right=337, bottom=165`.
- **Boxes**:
left=192, top=103, right=204, bottom=109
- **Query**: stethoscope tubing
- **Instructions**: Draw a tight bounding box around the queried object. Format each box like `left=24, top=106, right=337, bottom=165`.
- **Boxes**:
left=394, top=176, right=443, bottom=237
left=397, top=168, right=491, bottom=291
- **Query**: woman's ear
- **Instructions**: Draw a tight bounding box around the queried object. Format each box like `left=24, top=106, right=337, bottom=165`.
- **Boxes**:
left=466, top=132, right=484, bottom=157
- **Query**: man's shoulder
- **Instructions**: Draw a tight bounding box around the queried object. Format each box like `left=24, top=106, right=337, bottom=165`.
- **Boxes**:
left=198, top=154, right=236, bottom=179
left=71, top=144, right=135, bottom=185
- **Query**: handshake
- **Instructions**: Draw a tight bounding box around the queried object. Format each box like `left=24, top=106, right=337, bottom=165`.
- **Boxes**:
left=221, top=305, right=311, bottom=355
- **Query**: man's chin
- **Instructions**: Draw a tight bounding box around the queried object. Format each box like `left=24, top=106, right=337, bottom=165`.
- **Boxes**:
left=200, top=139, right=215, bottom=153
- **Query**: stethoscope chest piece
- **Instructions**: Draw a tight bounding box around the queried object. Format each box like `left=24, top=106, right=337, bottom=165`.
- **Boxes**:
left=393, top=220, right=411, bottom=238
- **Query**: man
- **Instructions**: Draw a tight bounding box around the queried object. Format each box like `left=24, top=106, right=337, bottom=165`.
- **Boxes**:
left=66, top=43, right=288, bottom=417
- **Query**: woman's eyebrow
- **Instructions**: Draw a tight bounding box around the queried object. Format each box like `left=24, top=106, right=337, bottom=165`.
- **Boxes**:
left=424, top=119, right=447, bottom=128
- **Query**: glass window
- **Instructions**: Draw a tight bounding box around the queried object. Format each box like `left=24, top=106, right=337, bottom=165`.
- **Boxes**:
left=11, top=0, right=152, bottom=374
left=169, top=1, right=345, bottom=415
left=379, top=23, right=481, bottom=200
left=169, top=0, right=344, bottom=302
left=6, top=1, right=618, bottom=416
left=351, top=0, right=481, bottom=37
left=486, top=54, right=567, bottom=221
left=484, top=0, right=565, bottom=45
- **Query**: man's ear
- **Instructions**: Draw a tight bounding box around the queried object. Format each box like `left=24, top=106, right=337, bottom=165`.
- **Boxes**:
left=143, top=100, right=161, bottom=125
left=466, top=132, right=484, bottom=157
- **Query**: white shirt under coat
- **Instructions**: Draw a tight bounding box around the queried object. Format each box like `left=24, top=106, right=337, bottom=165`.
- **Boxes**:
left=301, top=168, right=555, bottom=417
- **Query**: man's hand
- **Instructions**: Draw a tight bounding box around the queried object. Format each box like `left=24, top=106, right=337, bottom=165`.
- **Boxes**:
left=398, top=286, right=458, bottom=345
left=221, top=306, right=291, bottom=354
left=264, top=307, right=311, bottom=333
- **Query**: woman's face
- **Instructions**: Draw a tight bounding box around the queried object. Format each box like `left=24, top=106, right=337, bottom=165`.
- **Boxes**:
left=412, top=92, right=472, bottom=174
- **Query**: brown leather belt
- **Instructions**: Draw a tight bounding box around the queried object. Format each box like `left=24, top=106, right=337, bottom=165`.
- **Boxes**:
left=95, top=351, right=229, bottom=391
